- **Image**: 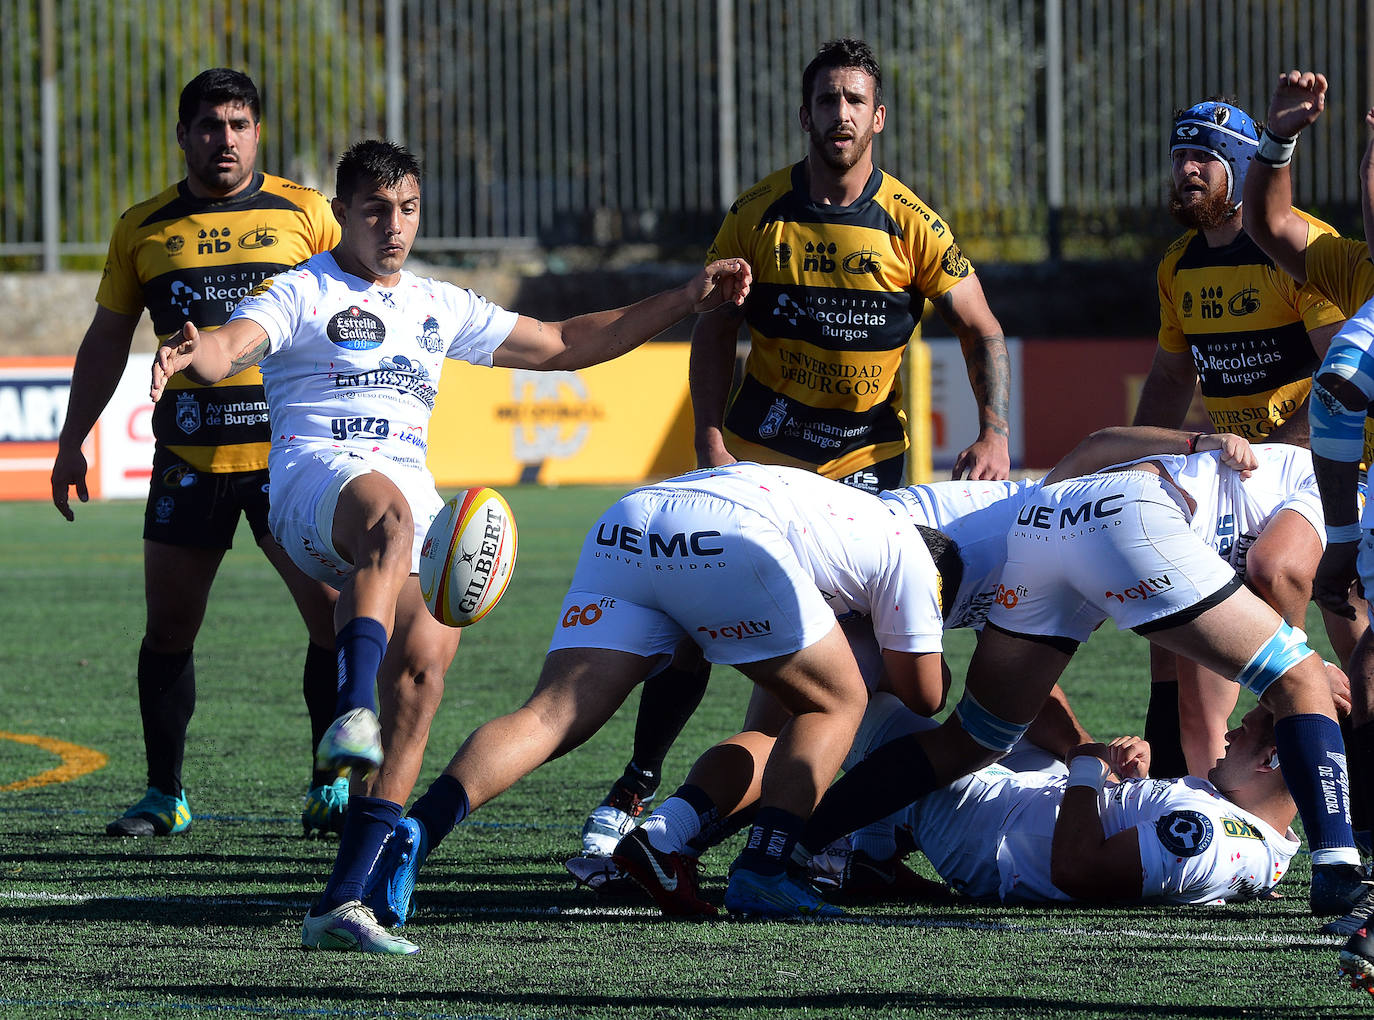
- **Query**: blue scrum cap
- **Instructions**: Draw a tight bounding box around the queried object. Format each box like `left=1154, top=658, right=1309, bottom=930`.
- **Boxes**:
left=1170, top=100, right=1260, bottom=204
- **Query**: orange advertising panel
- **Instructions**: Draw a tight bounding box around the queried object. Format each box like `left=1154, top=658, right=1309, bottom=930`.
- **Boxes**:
left=426, top=343, right=696, bottom=487
left=0, top=357, right=87, bottom=501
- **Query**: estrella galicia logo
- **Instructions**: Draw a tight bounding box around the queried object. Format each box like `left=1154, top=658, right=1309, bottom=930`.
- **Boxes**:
left=239, top=225, right=278, bottom=249
left=940, top=242, right=971, bottom=279
left=842, top=247, right=881, bottom=275
left=174, top=392, right=201, bottom=434
left=1227, top=284, right=1261, bottom=316
left=416, top=315, right=443, bottom=353
left=328, top=306, right=386, bottom=350
left=1156, top=810, right=1213, bottom=857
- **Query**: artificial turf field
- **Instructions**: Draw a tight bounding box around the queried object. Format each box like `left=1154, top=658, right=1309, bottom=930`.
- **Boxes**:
left=2, top=489, right=1372, bottom=1019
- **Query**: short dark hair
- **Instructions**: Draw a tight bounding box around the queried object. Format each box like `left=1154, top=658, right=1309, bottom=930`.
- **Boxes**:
left=916, top=525, right=963, bottom=622
left=178, top=68, right=261, bottom=126
left=801, top=38, right=883, bottom=107
left=335, top=140, right=423, bottom=203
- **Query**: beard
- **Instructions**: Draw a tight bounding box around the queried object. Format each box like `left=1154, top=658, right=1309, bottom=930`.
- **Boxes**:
left=809, top=123, right=873, bottom=173
left=1168, top=180, right=1237, bottom=231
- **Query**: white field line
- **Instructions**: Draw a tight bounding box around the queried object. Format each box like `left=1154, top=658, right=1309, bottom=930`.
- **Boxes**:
left=0, top=889, right=1336, bottom=945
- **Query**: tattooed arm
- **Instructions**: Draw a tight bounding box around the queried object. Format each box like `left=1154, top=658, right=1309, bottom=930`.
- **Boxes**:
left=151, top=319, right=270, bottom=401
left=931, top=275, right=1011, bottom=480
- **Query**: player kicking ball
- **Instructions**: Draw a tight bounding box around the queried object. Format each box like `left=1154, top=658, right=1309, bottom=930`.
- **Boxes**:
left=323, top=461, right=956, bottom=951
left=149, top=139, right=752, bottom=954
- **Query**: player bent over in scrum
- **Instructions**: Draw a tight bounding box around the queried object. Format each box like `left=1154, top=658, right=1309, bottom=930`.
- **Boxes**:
left=794, top=449, right=1365, bottom=925
left=306, top=462, right=951, bottom=951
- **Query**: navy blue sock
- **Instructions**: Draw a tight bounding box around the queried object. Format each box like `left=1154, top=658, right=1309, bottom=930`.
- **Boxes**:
left=799, top=732, right=939, bottom=854
left=735, top=807, right=805, bottom=876
left=314, top=795, right=402, bottom=914
left=1274, top=713, right=1356, bottom=864
left=334, top=617, right=386, bottom=717
left=303, top=641, right=339, bottom=787
left=407, top=774, right=470, bottom=853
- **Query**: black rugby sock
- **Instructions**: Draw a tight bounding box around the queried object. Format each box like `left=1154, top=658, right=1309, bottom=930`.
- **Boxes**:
left=137, top=641, right=195, bottom=796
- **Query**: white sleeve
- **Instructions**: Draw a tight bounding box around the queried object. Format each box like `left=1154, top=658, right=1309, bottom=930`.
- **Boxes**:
left=869, top=556, right=945, bottom=654
left=228, top=271, right=307, bottom=355
left=443, top=287, right=520, bottom=367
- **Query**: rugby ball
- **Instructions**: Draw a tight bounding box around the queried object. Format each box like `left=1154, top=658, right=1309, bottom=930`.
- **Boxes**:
left=419, top=487, right=518, bottom=627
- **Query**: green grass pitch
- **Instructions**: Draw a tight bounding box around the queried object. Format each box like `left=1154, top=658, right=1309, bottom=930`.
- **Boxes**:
left=0, top=491, right=1368, bottom=1018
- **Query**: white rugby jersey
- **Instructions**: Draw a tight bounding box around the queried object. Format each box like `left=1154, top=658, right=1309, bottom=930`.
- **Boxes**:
left=637, top=463, right=945, bottom=653
left=909, top=768, right=1296, bottom=904
left=881, top=479, right=1039, bottom=629
left=228, top=251, right=518, bottom=474
left=1121, top=444, right=1323, bottom=573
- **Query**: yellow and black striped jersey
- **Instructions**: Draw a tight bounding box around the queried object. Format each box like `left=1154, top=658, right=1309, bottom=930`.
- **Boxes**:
left=705, top=162, right=970, bottom=479
left=96, top=172, right=339, bottom=472
left=1156, top=210, right=1343, bottom=440
left=1306, top=232, right=1374, bottom=317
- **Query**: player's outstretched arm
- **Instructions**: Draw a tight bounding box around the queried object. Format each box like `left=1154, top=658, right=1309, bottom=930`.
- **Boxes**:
left=51, top=306, right=142, bottom=521
left=1048, top=746, right=1145, bottom=901
left=1043, top=426, right=1255, bottom=485
left=150, top=319, right=270, bottom=401
left=932, top=275, right=1010, bottom=481
left=1361, top=109, right=1374, bottom=264
left=493, top=258, right=752, bottom=373
left=1242, top=70, right=1329, bottom=283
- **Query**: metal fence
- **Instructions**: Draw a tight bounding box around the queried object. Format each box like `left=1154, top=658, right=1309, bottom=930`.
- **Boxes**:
left=1, top=0, right=1370, bottom=267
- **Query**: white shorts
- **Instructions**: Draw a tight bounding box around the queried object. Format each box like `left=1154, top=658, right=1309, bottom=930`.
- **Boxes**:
left=267, top=444, right=443, bottom=588
left=987, top=470, right=1240, bottom=642
left=546, top=486, right=838, bottom=665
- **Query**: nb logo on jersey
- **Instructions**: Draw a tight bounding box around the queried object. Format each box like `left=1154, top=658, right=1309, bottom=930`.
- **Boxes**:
left=198, top=227, right=232, bottom=255
left=1198, top=286, right=1225, bottom=320
left=803, top=240, right=837, bottom=273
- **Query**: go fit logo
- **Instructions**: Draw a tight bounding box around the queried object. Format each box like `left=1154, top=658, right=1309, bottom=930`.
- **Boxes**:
left=995, top=584, right=1026, bottom=609
left=562, top=598, right=615, bottom=628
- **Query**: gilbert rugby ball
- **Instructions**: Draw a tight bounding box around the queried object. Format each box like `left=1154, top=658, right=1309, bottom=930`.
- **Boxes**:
left=419, top=487, right=518, bottom=627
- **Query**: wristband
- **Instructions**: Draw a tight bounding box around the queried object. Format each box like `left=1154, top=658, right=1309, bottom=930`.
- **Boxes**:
left=1255, top=127, right=1297, bottom=167
left=1327, top=522, right=1364, bottom=544
left=1186, top=432, right=1207, bottom=454
left=1066, top=755, right=1110, bottom=792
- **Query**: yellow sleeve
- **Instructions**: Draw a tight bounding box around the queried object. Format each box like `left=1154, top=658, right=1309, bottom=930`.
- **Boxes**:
left=92, top=214, right=145, bottom=317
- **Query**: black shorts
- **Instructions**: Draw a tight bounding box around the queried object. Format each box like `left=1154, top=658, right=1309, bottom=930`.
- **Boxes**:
left=142, top=448, right=272, bottom=549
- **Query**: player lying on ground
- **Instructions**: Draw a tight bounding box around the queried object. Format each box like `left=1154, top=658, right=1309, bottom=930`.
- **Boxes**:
left=792, top=427, right=1364, bottom=930
left=293, top=461, right=955, bottom=953
left=807, top=693, right=1299, bottom=906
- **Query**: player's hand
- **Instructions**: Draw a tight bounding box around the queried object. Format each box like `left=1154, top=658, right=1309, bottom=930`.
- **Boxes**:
left=688, top=259, right=752, bottom=313
left=1106, top=735, right=1150, bottom=779
left=1314, top=540, right=1361, bottom=619
left=951, top=433, right=1010, bottom=481
left=1066, top=743, right=1112, bottom=768
left=151, top=321, right=200, bottom=402
left=1194, top=432, right=1256, bottom=477
left=50, top=444, right=89, bottom=522
left=1324, top=660, right=1354, bottom=719
left=1265, top=70, right=1328, bottom=138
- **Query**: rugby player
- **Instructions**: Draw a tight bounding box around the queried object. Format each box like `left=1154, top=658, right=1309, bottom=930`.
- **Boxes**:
left=51, top=69, right=346, bottom=838
left=148, top=139, right=752, bottom=954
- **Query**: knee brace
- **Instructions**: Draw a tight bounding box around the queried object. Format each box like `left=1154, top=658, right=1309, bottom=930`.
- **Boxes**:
left=1234, top=621, right=1317, bottom=697
left=953, top=689, right=1030, bottom=753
